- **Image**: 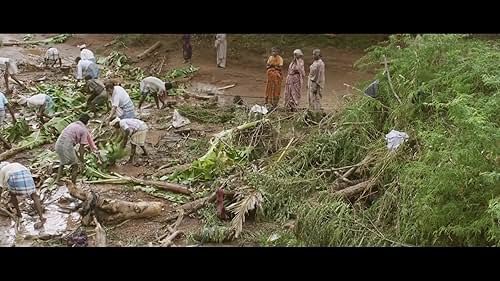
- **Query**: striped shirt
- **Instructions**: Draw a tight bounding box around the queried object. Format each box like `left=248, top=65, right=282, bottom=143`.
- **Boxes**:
left=0, top=163, right=29, bottom=189
left=119, top=118, right=147, bottom=133
left=59, top=121, right=97, bottom=151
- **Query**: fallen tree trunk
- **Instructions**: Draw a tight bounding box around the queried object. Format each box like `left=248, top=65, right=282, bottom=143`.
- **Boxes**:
left=137, top=41, right=162, bottom=60
left=0, top=140, right=50, bottom=161
left=66, top=180, right=164, bottom=224
left=84, top=170, right=191, bottom=195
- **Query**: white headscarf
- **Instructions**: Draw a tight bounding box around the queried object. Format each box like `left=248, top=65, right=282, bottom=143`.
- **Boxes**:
left=293, top=49, right=303, bottom=57
left=18, top=96, right=29, bottom=105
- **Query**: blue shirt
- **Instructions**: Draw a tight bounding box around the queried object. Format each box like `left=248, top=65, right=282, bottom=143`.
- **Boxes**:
left=0, top=92, right=8, bottom=109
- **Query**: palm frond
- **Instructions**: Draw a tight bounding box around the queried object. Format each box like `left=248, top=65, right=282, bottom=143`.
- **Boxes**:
left=227, top=189, right=263, bottom=238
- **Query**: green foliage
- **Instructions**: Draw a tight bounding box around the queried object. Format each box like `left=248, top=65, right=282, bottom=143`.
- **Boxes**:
left=3, top=118, right=32, bottom=142
left=247, top=34, right=500, bottom=246
left=177, top=105, right=236, bottom=124
left=163, top=65, right=199, bottom=80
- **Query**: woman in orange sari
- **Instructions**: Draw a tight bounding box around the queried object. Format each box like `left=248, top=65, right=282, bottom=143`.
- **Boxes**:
left=265, top=47, right=283, bottom=108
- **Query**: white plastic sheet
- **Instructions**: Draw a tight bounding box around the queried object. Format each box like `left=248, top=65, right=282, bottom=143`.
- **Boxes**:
left=250, top=104, right=268, bottom=115
left=385, top=130, right=409, bottom=151
left=172, top=109, right=191, bottom=128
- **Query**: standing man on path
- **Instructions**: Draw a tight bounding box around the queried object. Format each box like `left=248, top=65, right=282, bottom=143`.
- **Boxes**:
left=215, top=34, right=227, bottom=68
left=182, top=34, right=192, bottom=64
left=307, top=49, right=325, bottom=113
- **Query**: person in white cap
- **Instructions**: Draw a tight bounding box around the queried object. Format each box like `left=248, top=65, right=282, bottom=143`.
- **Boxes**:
left=110, top=117, right=148, bottom=164
left=0, top=161, right=46, bottom=229
left=78, top=44, right=95, bottom=63
left=0, top=57, right=22, bottom=95
left=138, top=76, right=173, bottom=109
left=0, top=90, right=17, bottom=148
left=19, top=93, right=55, bottom=123
left=44, top=47, right=62, bottom=68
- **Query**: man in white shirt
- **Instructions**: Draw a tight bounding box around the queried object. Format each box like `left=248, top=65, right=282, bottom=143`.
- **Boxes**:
left=44, top=47, right=62, bottom=68
left=105, top=81, right=135, bottom=122
left=78, top=44, right=96, bottom=63
left=0, top=57, right=22, bottom=94
left=138, top=76, right=173, bottom=109
left=110, top=117, right=148, bottom=164
left=0, top=161, right=46, bottom=229
left=75, top=57, right=99, bottom=80
left=19, top=93, right=55, bottom=122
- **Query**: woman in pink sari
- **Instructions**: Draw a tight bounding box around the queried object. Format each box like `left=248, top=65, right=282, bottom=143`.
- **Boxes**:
left=284, top=49, right=305, bottom=111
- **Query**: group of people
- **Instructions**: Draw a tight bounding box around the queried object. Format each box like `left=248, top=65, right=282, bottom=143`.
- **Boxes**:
left=0, top=34, right=325, bottom=230
left=0, top=42, right=176, bottom=228
left=181, top=34, right=227, bottom=68
left=265, top=48, right=325, bottom=112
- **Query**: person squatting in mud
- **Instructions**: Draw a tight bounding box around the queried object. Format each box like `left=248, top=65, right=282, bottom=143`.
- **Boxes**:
left=137, top=76, right=173, bottom=110
left=55, top=114, right=98, bottom=184
left=0, top=161, right=46, bottom=229
left=110, top=117, right=149, bottom=164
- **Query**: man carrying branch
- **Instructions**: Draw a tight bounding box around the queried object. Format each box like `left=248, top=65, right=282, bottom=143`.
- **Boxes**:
left=55, top=114, right=98, bottom=184
left=110, top=117, right=148, bottom=165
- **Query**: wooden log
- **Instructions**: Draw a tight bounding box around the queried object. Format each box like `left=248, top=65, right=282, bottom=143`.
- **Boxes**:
left=65, top=180, right=164, bottom=224
left=334, top=179, right=375, bottom=198
left=137, top=41, right=162, bottom=60
left=217, top=84, right=236, bottom=91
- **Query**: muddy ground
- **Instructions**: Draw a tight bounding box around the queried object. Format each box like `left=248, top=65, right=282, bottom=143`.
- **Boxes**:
left=0, top=34, right=378, bottom=247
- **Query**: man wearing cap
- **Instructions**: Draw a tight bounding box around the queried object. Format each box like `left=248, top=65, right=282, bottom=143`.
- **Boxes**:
left=0, top=161, right=46, bottom=229
left=75, top=57, right=100, bottom=81
left=0, top=90, right=17, bottom=148
left=55, top=114, right=98, bottom=184
left=19, top=93, right=55, bottom=123
left=138, top=76, right=173, bottom=109
left=44, top=47, right=62, bottom=68
left=110, top=117, right=148, bottom=164
left=0, top=57, right=22, bottom=95
left=105, top=81, right=135, bottom=123
left=78, top=44, right=96, bottom=63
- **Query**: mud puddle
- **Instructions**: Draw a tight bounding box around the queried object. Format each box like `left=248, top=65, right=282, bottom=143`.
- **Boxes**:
left=0, top=185, right=81, bottom=247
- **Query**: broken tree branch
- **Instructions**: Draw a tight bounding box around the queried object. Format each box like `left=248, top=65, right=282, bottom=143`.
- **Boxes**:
left=334, top=179, right=376, bottom=198
left=217, top=84, right=236, bottom=91
left=137, top=41, right=162, bottom=60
